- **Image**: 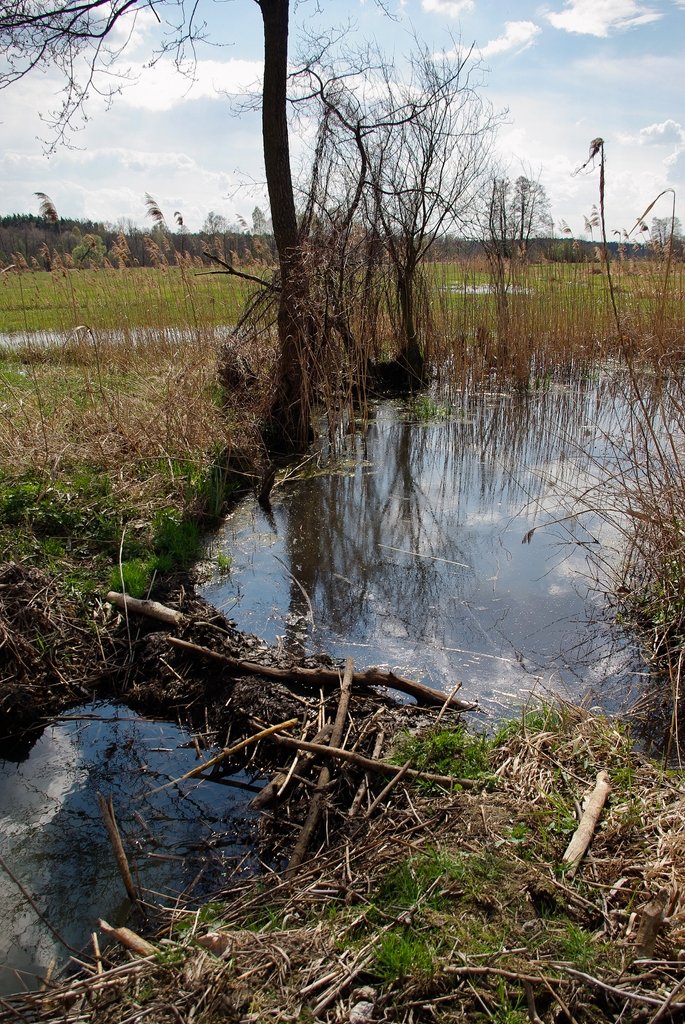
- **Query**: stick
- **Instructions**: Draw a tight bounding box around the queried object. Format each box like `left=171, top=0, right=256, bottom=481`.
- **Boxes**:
left=364, top=759, right=412, bottom=819
left=250, top=723, right=333, bottom=809
left=349, top=729, right=385, bottom=817
left=106, top=591, right=184, bottom=627
left=271, top=734, right=479, bottom=788
left=286, top=659, right=354, bottom=876
left=561, top=770, right=611, bottom=876
left=97, top=793, right=140, bottom=906
left=98, top=920, right=156, bottom=958
left=633, top=888, right=669, bottom=960
left=145, top=717, right=300, bottom=795
left=167, top=636, right=476, bottom=710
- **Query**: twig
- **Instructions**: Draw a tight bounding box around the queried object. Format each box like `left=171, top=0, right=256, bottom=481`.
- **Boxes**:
left=145, top=717, right=300, bottom=796
left=286, top=659, right=354, bottom=876
left=97, top=793, right=140, bottom=907
left=561, top=968, right=663, bottom=1007
left=0, top=853, right=80, bottom=957
left=364, top=759, right=412, bottom=818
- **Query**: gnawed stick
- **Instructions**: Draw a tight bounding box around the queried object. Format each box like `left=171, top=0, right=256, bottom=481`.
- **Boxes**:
left=106, top=591, right=184, bottom=627
left=98, top=919, right=156, bottom=958
left=633, top=887, right=670, bottom=960
left=272, top=734, right=480, bottom=788
left=97, top=793, right=140, bottom=906
left=167, top=635, right=476, bottom=711
left=286, top=658, right=355, bottom=877
left=562, top=770, right=611, bottom=877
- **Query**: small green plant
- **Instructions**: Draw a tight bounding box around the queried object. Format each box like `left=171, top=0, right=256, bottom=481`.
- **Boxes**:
left=390, top=724, right=494, bottom=784
left=559, top=923, right=596, bottom=971
left=153, top=509, right=202, bottom=569
left=410, top=395, right=453, bottom=421
left=373, top=930, right=435, bottom=982
left=216, top=551, right=232, bottom=573
left=110, top=558, right=156, bottom=599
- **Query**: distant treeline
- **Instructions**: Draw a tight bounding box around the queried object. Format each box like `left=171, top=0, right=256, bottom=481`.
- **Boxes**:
left=0, top=212, right=662, bottom=270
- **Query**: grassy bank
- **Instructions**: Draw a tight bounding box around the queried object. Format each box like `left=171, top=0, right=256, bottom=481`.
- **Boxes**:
left=0, top=322, right=259, bottom=600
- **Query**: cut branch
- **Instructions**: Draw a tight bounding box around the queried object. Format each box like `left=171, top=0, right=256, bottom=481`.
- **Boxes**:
left=271, top=734, right=480, bottom=788
left=562, top=770, right=611, bottom=877
left=106, top=591, right=184, bottom=627
left=167, top=635, right=475, bottom=711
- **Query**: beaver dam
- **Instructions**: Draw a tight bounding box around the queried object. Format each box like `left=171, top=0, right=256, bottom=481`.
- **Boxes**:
left=1, top=386, right=684, bottom=1022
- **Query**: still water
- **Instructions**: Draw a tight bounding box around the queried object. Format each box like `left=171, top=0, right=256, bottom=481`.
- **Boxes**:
left=203, top=380, right=645, bottom=715
left=0, top=706, right=258, bottom=995
left=0, top=376, right=647, bottom=995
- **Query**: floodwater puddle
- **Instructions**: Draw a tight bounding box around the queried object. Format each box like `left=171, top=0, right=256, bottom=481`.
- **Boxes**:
left=0, top=705, right=258, bottom=995
left=203, top=380, right=646, bottom=716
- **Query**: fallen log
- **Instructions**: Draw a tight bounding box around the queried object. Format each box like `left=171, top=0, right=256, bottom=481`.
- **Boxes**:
left=167, top=635, right=476, bottom=711
left=271, top=734, right=481, bottom=789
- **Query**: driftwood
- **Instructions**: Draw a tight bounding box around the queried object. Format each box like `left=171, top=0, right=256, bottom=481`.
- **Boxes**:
left=167, top=635, right=475, bottom=711
left=272, top=734, right=480, bottom=789
left=106, top=591, right=184, bottom=627
left=286, top=658, right=355, bottom=876
left=562, top=770, right=611, bottom=877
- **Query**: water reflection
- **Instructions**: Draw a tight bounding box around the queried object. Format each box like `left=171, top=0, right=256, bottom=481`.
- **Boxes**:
left=204, top=381, right=645, bottom=714
left=0, top=705, right=258, bottom=995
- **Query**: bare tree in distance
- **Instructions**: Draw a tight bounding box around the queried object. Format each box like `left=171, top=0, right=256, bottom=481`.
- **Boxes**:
left=363, top=43, right=499, bottom=388
left=479, top=171, right=552, bottom=364
left=294, top=38, right=501, bottom=390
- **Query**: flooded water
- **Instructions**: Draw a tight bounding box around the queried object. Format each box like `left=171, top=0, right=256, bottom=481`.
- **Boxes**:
left=0, top=374, right=648, bottom=995
left=203, top=378, right=646, bottom=716
left=0, top=705, right=258, bottom=995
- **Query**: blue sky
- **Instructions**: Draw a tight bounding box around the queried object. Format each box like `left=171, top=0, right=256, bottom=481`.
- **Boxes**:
left=0, top=0, right=683, bottom=238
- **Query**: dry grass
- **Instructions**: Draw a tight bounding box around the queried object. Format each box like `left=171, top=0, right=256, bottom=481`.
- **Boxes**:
left=2, top=700, right=684, bottom=1023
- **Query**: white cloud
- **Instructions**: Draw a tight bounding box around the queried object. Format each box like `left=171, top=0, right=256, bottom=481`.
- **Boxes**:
left=480, top=21, right=542, bottom=58
left=545, top=0, right=662, bottom=36
left=635, top=119, right=685, bottom=147
left=421, top=0, right=474, bottom=16
left=115, top=57, right=262, bottom=112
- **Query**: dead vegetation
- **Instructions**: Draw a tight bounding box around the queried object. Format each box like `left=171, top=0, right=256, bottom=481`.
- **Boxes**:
left=1, top=581, right=684, bottom=1024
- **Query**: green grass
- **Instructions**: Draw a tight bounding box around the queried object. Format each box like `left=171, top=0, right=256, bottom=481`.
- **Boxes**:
left=390, top=723, right=495, bottom=786
left=0, top=266, right=250, bottom=334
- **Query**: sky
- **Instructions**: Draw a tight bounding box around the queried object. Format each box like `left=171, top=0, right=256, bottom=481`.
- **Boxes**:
left=0, top=0, right=683, bottom=238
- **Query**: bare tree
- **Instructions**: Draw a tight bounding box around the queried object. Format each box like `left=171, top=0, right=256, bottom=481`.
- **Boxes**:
left=297, top=39, right=500, bottom=391
left=363, top=43, right=498, bottom=388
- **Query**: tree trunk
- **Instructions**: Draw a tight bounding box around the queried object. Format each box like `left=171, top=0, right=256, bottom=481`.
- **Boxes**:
left=396, top=267, right=425, bottom=389
left=258, top=0, right=314, bottom=451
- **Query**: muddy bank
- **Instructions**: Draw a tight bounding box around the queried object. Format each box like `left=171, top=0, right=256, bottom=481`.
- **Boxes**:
left=0, top=561, right=335, bottom=757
